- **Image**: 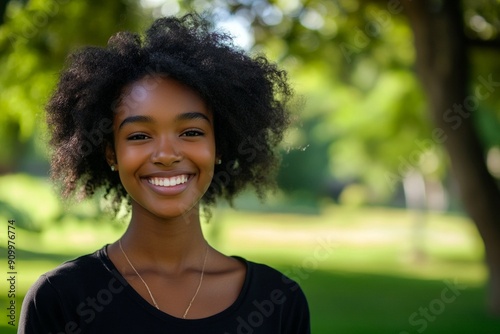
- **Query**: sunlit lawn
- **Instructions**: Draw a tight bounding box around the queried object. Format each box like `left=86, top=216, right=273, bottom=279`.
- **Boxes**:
left=2, top=205, right=500, bottom=333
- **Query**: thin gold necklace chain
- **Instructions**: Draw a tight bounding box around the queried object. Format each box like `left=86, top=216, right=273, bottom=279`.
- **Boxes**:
left=118, top=239, right=209, bottom=319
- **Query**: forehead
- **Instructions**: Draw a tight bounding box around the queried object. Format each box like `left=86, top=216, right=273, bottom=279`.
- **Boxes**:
left=114, top=76, right=209, bottom=118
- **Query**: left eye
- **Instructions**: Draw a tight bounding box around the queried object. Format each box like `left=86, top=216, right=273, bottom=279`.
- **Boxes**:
left=127, top=134, right=150, bottom=140
left=182, top=130, right=204, bottom=137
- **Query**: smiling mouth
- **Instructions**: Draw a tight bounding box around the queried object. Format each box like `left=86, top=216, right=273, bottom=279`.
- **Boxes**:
left=147, top=175, right=189, bottom=187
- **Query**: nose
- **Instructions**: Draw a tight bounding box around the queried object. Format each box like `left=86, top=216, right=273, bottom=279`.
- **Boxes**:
left=150, top=136, right=182, bottom=166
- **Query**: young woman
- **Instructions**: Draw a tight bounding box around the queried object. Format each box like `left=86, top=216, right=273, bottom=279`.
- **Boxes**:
left=19, top=14, right=310, bottom=334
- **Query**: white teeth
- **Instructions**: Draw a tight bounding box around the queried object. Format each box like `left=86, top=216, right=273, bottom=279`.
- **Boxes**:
left=148, top=175, right=189, bottom=187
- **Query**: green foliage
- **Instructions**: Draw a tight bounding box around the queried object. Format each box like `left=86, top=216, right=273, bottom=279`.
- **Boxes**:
left=173, top=0, right=500, bottom=204
left=463, top=0, right=500, bottom=40
left=0, top=0, right=144, bottom=170
left=169, top=0, right=444, bottom=201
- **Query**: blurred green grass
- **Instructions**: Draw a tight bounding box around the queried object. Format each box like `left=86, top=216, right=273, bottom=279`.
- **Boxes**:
left=2, top=202, right=500, bottom=333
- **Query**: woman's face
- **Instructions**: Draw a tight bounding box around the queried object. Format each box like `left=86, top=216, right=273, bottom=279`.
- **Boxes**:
left=108, top=76, right=216, bottom=221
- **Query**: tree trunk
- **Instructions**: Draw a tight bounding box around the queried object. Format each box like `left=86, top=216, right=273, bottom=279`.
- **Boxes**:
left=403, top=0, right=500, bottom=316
left=0, top=0, right=9, bottom=25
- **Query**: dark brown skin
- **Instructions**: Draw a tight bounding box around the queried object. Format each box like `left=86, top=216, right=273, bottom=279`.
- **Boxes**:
left=105, top=76, right=246, bottom=319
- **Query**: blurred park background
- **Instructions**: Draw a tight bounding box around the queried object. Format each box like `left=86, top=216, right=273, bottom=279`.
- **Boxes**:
left=2, top=0, right=500, bottom=333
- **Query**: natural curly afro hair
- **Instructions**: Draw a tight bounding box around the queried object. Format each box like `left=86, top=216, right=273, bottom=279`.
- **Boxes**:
left=46, top=13, right=292, bottom=214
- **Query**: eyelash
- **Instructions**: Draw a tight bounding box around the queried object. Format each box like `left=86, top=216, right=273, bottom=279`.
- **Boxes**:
left=182, top=130, right=204, bottom=137
left=126, top=130, right=204, bottom=141
left=127, top=134, right=150, bottom=141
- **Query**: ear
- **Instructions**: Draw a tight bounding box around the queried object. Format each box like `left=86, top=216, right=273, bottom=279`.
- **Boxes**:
left=105, top=142, right=117, bottom=169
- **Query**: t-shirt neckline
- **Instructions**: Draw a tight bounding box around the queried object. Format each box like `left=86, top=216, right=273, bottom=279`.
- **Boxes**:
left=97, top=245, right=251, bottom=324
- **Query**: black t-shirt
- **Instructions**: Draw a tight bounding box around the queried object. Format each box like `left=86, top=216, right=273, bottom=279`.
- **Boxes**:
left=19, top=246, right=310, bottom=334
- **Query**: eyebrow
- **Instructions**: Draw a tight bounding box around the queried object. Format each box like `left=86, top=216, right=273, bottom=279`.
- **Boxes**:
left=118, top=115, right=154, bottom=130
left=118, top=112, right=210, bottom=130
left=175, top=112, right=211, bottom=123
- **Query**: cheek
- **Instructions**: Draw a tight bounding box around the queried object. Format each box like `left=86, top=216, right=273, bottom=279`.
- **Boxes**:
left=197, top=143, right=216, bottom=167
left=115, top=146, right=148, bottom=181
left=191, top=143, right=216, bottom=182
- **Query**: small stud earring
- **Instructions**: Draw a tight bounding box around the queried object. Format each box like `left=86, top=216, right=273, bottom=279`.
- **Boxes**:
left=216, top=158, right=222, bottom=165
left=110, top=165, right=116, bottom=171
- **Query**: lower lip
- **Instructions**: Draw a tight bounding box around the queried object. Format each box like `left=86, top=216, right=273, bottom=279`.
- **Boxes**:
left=142, top=176, right=192, bottom=196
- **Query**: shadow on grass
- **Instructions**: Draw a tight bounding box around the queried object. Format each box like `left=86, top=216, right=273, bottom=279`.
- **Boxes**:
left=0, top=323, right=16, bottom=334
left=272, top=266, right=500, bottom=334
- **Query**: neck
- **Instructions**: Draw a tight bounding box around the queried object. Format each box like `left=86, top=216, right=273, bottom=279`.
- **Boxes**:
left=119, top=203, right=207, bottom=269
